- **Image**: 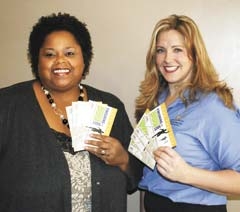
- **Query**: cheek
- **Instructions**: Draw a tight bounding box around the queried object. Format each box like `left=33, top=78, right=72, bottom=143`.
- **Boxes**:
left=182, top=58, right=193, bottom=70
left=178, top=54, right=191, bottom=63
left=38, top=59, right=53, bottom=77
left=74, top=60, right=85, bottom=71
left=38, top=58, right=51, bottom=69
left=156, top=55, right=164, bottom=66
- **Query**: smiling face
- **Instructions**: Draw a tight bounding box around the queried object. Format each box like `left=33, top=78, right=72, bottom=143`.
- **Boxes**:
left=156, top=29, right=193, bottom=91
left=38, top=30, right=85, bottom=92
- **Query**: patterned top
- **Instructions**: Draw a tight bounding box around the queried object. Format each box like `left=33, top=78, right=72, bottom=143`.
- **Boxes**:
left=53, top=129, right=92, bottom=212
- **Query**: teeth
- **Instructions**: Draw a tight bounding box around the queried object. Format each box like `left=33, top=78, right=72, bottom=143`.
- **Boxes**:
left=53, top=69, right=69, bottom=73
left=165, top=66, right=178, bottom=71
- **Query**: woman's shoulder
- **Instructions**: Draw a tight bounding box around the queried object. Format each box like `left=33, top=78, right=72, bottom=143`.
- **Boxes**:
left=198, top=92, right=239, bottom=120
left=0, top=80, right=34, bottom=95
left=84, top=84, right=124, bottom=108
left=0, top=80, right=35, bottom=111
left=198, top=92, right=223, bottom=107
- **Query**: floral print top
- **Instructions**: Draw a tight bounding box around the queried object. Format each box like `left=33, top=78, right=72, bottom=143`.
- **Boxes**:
left=53, top=129, right=92, bottom=212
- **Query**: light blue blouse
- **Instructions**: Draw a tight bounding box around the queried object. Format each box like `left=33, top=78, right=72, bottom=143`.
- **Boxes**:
left=139, top=90, right=240, bottom=205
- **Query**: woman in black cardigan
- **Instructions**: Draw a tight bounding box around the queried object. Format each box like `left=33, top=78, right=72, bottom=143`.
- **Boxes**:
left=0, top=12, right=143, bottom=212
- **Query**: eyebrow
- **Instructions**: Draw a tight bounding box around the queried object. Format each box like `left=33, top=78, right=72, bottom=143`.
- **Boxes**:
left=156, top=44, right=184, bottom=48
left=41, top=47, right=54, bottom=51
left=171, top=45, right=184, bottom=48
left=41, top=47, right=75, bottom=51
left=65, top=47, right=75, bottom=49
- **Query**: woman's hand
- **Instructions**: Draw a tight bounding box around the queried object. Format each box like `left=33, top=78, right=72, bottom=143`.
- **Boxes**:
left=154, top=146, right=240, bottom=196
left=153, top=146, right=191, bottom=182
left=84, top=133, right=129, bottom=171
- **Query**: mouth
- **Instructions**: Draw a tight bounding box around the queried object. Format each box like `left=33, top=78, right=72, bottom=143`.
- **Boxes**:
left=52, top=69, right=70, bottom=75
left=163, top=66, right=179, bottom=73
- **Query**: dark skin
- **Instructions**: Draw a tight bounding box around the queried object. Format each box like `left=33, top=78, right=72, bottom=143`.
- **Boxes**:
left=34, top=30, right=129, bottom=172
left=85, top=133, right=129, bottom=171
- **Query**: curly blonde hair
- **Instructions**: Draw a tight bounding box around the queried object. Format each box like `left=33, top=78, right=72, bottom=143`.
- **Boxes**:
left=135, top=14, right=233, bottom=121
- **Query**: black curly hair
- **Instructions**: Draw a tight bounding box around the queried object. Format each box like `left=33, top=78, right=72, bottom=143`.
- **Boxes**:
left=28, top=12, right=93, bottom=79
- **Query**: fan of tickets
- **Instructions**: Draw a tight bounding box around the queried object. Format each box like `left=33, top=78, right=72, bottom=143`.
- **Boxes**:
left=66, top=101, right=117, bottom=152
left=128, top=103, right=176, bottom=169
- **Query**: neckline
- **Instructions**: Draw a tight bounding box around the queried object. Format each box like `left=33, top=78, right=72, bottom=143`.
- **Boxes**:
left=41, top=84, right=84, bottom=128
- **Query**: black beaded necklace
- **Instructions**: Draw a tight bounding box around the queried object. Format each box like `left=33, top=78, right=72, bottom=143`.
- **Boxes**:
left=41, top=84, right=84, bottom=128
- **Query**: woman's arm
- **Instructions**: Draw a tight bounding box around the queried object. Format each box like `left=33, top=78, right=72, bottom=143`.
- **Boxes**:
left=154, top=146, right=240, bottom=196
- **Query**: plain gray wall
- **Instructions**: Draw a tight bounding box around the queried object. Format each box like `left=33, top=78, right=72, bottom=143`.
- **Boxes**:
left=1, top=0, right=240, bottom=211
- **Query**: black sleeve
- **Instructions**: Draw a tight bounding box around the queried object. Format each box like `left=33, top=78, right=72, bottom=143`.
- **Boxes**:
left=110, top=100, right=144, bottom=194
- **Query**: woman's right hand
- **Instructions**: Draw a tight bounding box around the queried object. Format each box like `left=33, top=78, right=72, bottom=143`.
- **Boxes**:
left=153, top=146, right=191, bottom=183
left=84, top=133, right=129, bottom=171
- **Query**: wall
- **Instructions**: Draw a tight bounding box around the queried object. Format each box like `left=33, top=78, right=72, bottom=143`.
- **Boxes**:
left=0, top=0, right=239, bottom=211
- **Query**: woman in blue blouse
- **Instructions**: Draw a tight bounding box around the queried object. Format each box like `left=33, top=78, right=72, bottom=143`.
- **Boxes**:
left=135, top=14, right=240, bottom=212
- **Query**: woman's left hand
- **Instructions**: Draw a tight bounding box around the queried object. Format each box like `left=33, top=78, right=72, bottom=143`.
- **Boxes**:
left=84, top=133, right=129, bottom=170
left=154, top=146, right=191, bottom=182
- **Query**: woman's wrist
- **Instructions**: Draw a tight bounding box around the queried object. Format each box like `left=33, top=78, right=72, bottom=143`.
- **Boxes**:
left=119, top=152, right=129, bottom=172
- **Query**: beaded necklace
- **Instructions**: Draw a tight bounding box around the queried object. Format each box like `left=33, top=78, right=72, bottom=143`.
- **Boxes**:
left=41, top=84, right=84, bottom=128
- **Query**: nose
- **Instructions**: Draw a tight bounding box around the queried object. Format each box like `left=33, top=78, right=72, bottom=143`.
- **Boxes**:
left=164, top=51, right=173, bottom=63
left=55, top=54, right=66, bottom=65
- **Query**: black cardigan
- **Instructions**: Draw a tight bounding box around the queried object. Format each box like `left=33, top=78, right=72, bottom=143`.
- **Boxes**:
left=0, top=80, right=143, bottom=212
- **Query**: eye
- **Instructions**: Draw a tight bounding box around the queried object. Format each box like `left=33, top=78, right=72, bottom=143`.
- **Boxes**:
left=173, top=48, right=183, bottom=53
left=43, top=51, right=56, bottom=58
left=156, top=48, right=165, bottom=54
left=65, top=51, right=75, bottom=56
